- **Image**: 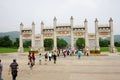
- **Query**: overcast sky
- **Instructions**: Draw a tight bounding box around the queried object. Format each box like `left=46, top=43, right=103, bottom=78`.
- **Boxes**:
left=0, top=0, right=120, bottom=34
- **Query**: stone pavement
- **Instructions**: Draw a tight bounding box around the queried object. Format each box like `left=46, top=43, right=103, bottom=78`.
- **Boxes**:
left=0, top=52, right=120, bottom=80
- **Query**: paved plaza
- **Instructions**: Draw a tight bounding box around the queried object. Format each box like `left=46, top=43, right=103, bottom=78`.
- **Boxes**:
left=0, top=52, right=120, bottom=80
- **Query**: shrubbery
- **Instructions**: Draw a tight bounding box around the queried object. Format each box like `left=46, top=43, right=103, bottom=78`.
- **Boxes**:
left=90, top=50, right=101, bottom=54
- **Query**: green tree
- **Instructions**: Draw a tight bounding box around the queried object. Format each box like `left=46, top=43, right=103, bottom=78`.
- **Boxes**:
left=44, top=39, right=53, bottom=51
left=115, top=42, right=120, bottom=47
left=0, top=36, right=13, bottom=47
left=23, top=40, right=31, bottom=48
left=13, top=38, right=19, bottom=48
left=57, top=38, right=68, bottom=49
left=76, top=38, right=85, bottom=49
left=99, top=38, right=110, bottom=47
left=0, top=37, right=3, bottom=46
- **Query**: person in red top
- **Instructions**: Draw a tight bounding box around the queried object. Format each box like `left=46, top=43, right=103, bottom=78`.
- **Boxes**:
left=63, top=50, right=66, bottom=58
left=0, top=59, right=3, bottom=80
left=32, top=52, right=35, bottom=65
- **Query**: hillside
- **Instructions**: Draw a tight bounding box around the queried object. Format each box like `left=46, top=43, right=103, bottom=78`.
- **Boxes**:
left=0, top=31, right=20, bottom=42
left=114, top=35, right=120, bottom=42
left=0, top=31, right=120, bottom=42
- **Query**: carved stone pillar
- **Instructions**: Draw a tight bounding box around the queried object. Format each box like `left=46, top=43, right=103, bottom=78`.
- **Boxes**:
left=95, top=18, right=100, bottom=50
left=18, top=22, right=24, bottom=53
left=31, top=22, right=35, bottom=50
left=109, top=18, right=115, bottom=53
left=53, top=17, right=57, bottom=50
left=70, top=16, right=74, bottom=50
left=84, top=19, right=89, bottom=52
left=40, top=21, right=44, bottom=52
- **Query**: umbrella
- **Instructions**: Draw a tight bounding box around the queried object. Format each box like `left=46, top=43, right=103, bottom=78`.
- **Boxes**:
left=77, top=51, right=83, bottom=55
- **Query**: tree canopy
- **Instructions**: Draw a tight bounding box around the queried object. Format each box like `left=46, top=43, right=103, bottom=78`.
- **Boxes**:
left=57, top=38, right=68, bottom=49
left=23, top=40, right=31, bottom=48
left=0, top=35, right=120, bottom=50
left=44, top=39, right=53, bottom=50
left=13, top=38, right=19, bottom=47
left=0, top=36, right=12, bottom=47
left=76, top=38, right=85, bottom=49
left=99, top=38, right=110, bottom=47
left=115, top=42, right=120, bottom=47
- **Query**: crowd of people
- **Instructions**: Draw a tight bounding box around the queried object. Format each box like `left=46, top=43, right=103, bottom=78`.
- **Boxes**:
left=28, top=48, right=89, bottom=66
left=28, top=50, right=58, bottom=67
left=27, top=48, right=88, bottom=67
left=0, top=48, right=88, bottom=80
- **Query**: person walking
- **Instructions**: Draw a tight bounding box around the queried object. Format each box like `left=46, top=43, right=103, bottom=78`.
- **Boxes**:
left=63, top=50, right=66, bottom=58
left=0, top=59, right=3, bottom=80
left=8, top=59, right=19, bottom=80
left=48, top=52, right=52, bottom=61
left=39, top=53, right=42, bottom=65
left=53, top=51, right=57, bottom=64
left=44, top=53, right=48, bottom=65
left=77, top=49, right=83, bottom=59
left=32, top=52, right=35, bottom=65
left=28, top=52, right=34, bottom=70
left=28, top=52, right=32, bottom=65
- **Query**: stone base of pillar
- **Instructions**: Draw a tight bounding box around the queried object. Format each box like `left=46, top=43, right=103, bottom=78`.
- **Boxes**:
left=71, top=46, right=74, bottom=50
left=110, top=46, right=116, bottom=53
left=53, top=47, right=57, bottom=51
left=30, top=47, right=35, bottom=51
left=40, top=47, right=44, bottom=53
left=85, top=46, right=89, bottom=52
left=95, top=46, right=100, bottom=51
left=85, top=46, right=89, bottom=50
left=18, top=47, right=24, bottom=53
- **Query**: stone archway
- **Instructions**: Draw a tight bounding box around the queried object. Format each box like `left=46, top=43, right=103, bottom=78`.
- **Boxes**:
left=40, top=16, right=89, bottom=52
left=18, top=22, right=35, bottom=53
left=95, top=18, right=115, bottom=53
left=18, top=17, right=115, bottom=53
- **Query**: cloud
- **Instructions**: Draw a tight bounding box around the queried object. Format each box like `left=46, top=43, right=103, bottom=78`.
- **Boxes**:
left=67, top=0, right=97, bottom=9
left=0, top=0, right=120, bottom=34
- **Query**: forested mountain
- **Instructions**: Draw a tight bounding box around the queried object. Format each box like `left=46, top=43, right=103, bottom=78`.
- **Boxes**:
left=114, top=35, right=120, bottom=42
left=0, top=31, right=19, bottom=42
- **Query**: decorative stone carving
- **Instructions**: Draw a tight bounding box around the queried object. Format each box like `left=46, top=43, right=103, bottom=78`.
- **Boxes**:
left=19, top=17, right=115, bottom=53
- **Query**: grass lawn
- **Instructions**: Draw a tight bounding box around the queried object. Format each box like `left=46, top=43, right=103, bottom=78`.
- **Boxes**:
left=100, top=47, right=109, bottom=52
left=24, top=48, right=30, bottom=52
left=100, top=47, right=120, bottom=52
left=116, top=47, right=120, bottom=52
left=0, top=47, right=17, bottom=53
left=0, top=47, right=29, bottom=53
left=0, top=47, right=120, bottom=53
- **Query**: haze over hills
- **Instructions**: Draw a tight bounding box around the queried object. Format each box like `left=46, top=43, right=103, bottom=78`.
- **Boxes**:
left=0, top=31, right=120, bottom=42
left=0, top=31, right=19, bottom=42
